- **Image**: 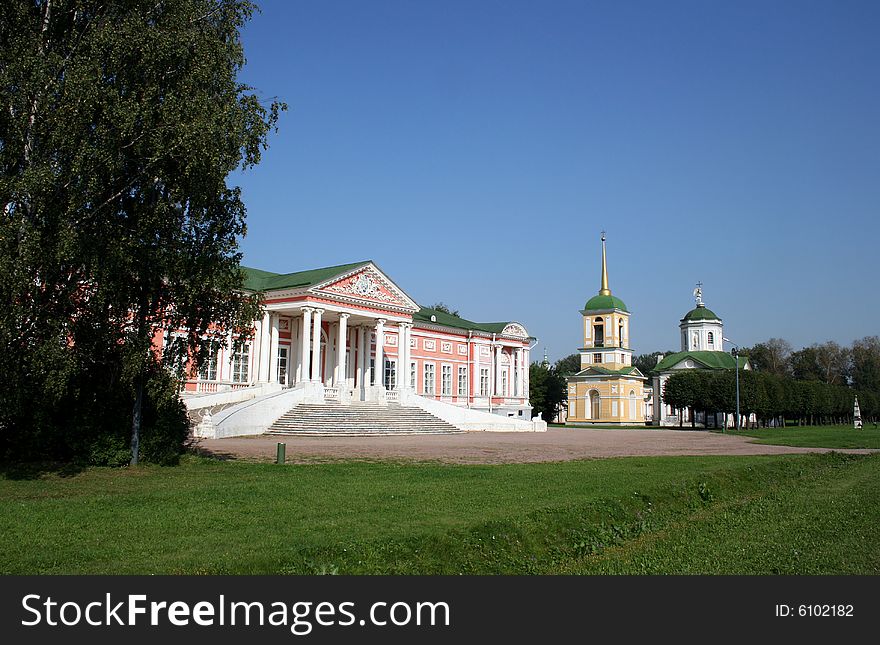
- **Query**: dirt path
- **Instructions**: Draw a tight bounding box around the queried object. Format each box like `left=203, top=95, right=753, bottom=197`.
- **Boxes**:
left=195, top=428, right=878, bottom=464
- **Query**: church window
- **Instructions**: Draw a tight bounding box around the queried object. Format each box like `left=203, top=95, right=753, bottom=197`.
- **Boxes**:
left=593, top=353, right=602, bottom=364
left=593, top=319, right=604, bottom=347
left=708, top=332, right=715, bottom=347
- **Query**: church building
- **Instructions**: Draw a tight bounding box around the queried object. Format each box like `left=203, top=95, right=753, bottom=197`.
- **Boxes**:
left=565, top=235, right=647, bottom=425
left=650, top=286, right=751, bottom=427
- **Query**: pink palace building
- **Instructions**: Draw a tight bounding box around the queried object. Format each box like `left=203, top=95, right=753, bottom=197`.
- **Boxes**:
left=183, top=260, right=534, bottom=421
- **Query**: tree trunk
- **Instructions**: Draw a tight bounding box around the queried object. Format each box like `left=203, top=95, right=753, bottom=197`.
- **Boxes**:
left=130, top=371, right=143, bottom=466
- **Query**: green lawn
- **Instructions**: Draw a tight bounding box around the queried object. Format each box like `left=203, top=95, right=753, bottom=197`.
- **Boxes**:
left=1, top=452, right=877, bottom=574
left=729, top=424, right=880, bottom=449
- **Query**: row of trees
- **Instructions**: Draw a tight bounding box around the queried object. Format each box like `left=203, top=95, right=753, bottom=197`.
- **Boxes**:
left=662, top=369, right=875, bottom=429
left=743, top=337, right=880, bottom=391
left=1, top=1, right=282, bottom=465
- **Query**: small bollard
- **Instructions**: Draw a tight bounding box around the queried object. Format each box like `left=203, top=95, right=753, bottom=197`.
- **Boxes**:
left=276, top=442, right=286, bottom=464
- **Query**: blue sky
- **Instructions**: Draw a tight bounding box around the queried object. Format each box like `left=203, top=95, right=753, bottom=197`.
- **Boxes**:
left=231, top=0, right=879, bottom=361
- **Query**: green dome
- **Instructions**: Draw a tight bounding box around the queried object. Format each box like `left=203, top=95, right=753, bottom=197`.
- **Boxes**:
left=583, top=294, right=628, bottom=312
left=682, top=305, right=721, bottom=321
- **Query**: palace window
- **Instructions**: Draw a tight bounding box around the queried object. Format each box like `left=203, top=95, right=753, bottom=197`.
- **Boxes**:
left=501, top=370, right=508, bottom=396
left=384, top=358, right=396, bottom=389
left=199, top=349, right=218, bottom=381
left=277, top=346, right=289, bottom=385
left=458, top=366, right=468, bottom=396
left=593, top=353, right=602, bottom=364
left=232, top=345, right=250, bottom=383
left=410, top=361, right=417, bottom=389
left=480, top=368, right=490, bottom=396
left=424, top=363, right=436, bottom=395
left=441, top=365, right=452, bottom=396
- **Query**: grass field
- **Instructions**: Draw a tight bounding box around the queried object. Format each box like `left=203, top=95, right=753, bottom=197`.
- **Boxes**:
left=730, top=424, right=880, bottom=449
left=2, top=451, right=878, bottom=574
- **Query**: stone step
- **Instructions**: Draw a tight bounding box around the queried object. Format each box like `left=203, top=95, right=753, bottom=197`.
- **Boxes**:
left=267, top=402, right=464, bottom=436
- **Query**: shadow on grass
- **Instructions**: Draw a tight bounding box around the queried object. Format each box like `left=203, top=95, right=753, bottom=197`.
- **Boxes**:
left=0, top=460, right=87, bottom=480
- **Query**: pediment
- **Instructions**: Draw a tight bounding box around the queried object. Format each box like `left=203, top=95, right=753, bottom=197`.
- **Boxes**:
left=312, top=264, right=419, bottom=311
left=502, top=322, right=529, bottom=338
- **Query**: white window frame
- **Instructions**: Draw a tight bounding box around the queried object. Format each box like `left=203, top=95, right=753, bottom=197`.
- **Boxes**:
left=410, top=361, right=417, bottom=389
left=441, top=364, right=453, bottom=396
left=423, top=362, right=436, bottom=395
left=384, top=358, right=396, bottom=390
left=232, top=344, right=250, bottom=383
left=457, top=366, right=468, bottom=396
left=480, top=368, right=490, bottom=397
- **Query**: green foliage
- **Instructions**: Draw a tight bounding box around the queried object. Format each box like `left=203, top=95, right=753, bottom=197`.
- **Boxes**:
left=430, top=302, right=460, bottom=317
left=554, top=353, right=581, bottom=376
left=529, top=361, right=567, bottom=421
left=663, top=367, right=870, bottom=427
left=0, top=1, right=282, bottom=463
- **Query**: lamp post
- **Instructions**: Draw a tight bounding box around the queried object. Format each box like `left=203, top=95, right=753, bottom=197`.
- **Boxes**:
left=723, top=337, right=740, bottom=432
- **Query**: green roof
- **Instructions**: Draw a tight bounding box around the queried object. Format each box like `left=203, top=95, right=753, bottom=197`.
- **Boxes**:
left=681, top=305, right=721, bottom=321
left=413, top=307, right=524, bottom=336
left=241, top=261, right=371, bottom=292
left=583, top=294, right=628, bottom=312
left=653, top=350, right=745, bottom=373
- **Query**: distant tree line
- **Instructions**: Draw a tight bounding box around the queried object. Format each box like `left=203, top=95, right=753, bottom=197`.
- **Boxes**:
left=661, top=336, right=880, bottom=428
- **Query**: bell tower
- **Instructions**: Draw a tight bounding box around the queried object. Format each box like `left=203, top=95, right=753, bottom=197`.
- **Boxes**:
left=579, top=233, right=633, bottom=370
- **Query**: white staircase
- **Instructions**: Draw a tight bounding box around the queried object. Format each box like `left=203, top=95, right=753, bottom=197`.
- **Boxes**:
left=268, top=401, right=465, bottom=436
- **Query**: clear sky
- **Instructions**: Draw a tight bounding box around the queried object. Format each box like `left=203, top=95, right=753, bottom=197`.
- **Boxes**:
left=231, top=0, right=879, bottom=362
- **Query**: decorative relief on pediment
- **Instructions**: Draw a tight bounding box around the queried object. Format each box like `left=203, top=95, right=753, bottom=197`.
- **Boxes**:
left=320, top=270, right=406, bottom=306
left=502, top=323, right=528, bottom=338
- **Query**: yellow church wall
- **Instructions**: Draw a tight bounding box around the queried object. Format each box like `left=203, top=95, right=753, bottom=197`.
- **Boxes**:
left=566, top=379, right=645, bottom=424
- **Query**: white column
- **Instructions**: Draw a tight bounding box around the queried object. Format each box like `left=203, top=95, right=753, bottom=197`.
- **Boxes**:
left=523, top=349, right=530, bottom=399
left=396, top=323, right=409, bottom=390
left=258, top=312, right=271, bottom=382
left=494, top=345, right=502, bottom=396
left=374, top=319, right=386, bottom=387
left=346, top=328, right=355, bottom=380
left=474, top=341, right=481, bottom=398
left=356, top=325, right=365, bottom=388
left=336, top=314, right=349, bottom=386
left=293, top=318, right=301, bottom=383
left=311, top=308, right=323, bottom=382
left=300, top=307, right=313, bottom=382
left=268, top=315, right=280, bottom=384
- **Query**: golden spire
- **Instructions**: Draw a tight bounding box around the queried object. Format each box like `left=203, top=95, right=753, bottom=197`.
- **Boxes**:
left=599, top=231, right=611, bottom=296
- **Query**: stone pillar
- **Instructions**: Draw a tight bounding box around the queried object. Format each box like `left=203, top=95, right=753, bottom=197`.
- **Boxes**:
left=300, top=307, right=313, bottom=382
left=257, top=312, right=271, bottom=382
left=374, top=319, right=386, bottom=387
left=523, top=349, right=530, bottom=398
left=474, top=340, right=481, bottom=398
left=396, top=323, right=409, bottom=390
left=494, top=345, right=502, bottom=397
left=336, top=314, right=349, bottom=386
left=269, top=315, right=280, bottom=384
left=356, top=325, right=365, bottom=388
left=311, top=308, right=323, bottom=382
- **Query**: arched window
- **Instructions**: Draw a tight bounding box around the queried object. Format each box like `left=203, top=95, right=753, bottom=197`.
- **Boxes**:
left=618, top=320, right=624, bottom=346
left=593, top=317, right=604, bottom=347
left=708, top=331, right=715, bottom=347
